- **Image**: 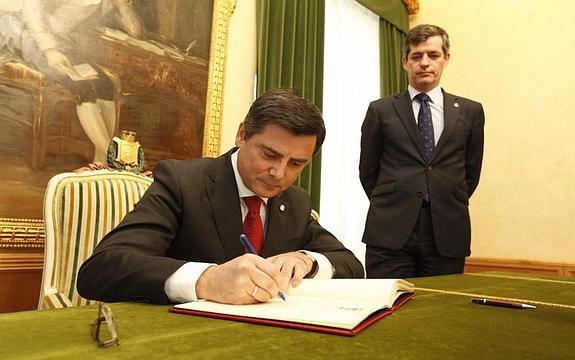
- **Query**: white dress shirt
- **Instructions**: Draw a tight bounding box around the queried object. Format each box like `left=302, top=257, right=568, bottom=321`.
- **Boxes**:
left=164, top=150, right=332, bottom=303
left=408, top=85, right=444, bottom=145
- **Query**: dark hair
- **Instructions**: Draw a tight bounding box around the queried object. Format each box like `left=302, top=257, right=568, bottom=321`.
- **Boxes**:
left=402, top=24, right=450, bottom=58
left=242, top=88, right=326, bottom=154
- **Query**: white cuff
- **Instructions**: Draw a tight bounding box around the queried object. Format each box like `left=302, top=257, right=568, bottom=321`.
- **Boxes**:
left=164, top=262, right=215, bottom=303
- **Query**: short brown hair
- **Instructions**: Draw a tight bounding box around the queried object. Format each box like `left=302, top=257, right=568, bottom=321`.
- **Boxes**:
left=402, top=24, right=450, bottom=58
left=242, top=88, right=325, bottom=154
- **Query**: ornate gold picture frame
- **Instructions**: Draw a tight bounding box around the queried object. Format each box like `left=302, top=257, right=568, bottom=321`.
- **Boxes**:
left=0, top=0, right=236, bottom=252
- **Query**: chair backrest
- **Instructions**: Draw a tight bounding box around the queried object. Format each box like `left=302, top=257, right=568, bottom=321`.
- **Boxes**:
left=40, top=170, right=153, bottom=309
left=310, top=209, right=320, bottom=221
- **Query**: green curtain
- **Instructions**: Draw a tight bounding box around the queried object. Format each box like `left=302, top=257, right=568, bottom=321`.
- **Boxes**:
left=355, top=0, right=408, bottom=32
left=256, top=0, right=324, bottom=211
left=380, top=19, right=408, bottom=96
left=356, top=0, right=408, bottom=96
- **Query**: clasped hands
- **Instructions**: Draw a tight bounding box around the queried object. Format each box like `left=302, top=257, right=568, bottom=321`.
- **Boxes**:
left=195, top=251, right=314, bottom=304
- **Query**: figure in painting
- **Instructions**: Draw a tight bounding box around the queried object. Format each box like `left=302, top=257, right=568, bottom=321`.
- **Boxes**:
left=0, top=0, right=144, bottom=163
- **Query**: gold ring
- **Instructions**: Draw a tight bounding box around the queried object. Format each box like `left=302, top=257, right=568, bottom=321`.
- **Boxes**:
left=251, top=286, right=258, bottom=297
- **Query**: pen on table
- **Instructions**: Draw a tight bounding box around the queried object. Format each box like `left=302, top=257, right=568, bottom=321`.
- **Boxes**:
left=239, top=234, right=286, bottom=301
left=471, top=298, right=536, bottom=309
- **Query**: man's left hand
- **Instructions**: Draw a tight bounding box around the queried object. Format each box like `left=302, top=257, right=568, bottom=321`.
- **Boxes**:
left=266, top=252, right=314, bottom=296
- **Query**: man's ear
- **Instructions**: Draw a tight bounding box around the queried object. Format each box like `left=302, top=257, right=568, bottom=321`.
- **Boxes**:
left=401, top=56, right=408, bottom=70
left=235, top=123, right=246, bottom=146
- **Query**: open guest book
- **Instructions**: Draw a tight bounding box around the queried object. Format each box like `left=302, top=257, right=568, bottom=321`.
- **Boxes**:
left=170, top=279, right=415, bottom=336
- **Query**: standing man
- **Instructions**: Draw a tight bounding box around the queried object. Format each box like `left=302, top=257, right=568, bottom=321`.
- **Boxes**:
left=78, top=88, right=364, bottom=305
left=359, top=24, right=484, bottom=278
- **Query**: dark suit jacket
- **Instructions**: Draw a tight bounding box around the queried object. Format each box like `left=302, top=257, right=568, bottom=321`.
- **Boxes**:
left=359, top=90, right=484, bottom=258
left=78, top=149, right=364, bottom=304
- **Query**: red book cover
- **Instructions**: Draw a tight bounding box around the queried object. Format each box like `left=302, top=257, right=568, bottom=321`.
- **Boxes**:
left=170, top=291, right=415, bottom=336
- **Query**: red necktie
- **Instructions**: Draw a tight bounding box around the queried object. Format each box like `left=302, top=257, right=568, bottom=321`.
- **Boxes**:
left=242, top=196, right=263, bottom=254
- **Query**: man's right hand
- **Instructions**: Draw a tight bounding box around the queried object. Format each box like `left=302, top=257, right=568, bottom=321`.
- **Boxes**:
left=194, top=254, right=283, bottom=304
left=43, top=49, right=74, bottom=76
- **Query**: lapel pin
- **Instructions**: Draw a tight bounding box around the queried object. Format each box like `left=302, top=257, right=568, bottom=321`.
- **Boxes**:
left=454, top=102, right=460, bottom=108
left=279, top=204, right=285, bottom=212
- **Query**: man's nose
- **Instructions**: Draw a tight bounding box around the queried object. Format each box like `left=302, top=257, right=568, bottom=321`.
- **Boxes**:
left=269, top=161, right=286, bottom=179
left=420, top=54, right=430, bottom=66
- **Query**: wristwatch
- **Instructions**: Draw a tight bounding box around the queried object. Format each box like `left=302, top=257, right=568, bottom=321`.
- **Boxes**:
left=300, top=251, right=319, bottom=278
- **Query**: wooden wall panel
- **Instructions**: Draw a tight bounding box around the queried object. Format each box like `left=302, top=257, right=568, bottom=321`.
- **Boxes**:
left=465, top=257, right=575, bottom=277
left=0, top=253, right=44, bottom=313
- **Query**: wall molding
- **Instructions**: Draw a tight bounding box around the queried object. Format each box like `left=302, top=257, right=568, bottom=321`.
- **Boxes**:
left=465, top=257, right=575, bottom=277
left=0, top=253, right=44, bottom=271
left=0, top=254, right=43, bottom=313
left=0, top=218, right=45, bottom=250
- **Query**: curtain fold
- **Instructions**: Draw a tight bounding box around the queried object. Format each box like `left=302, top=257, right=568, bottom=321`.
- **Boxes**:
left=355, top=0, right=408, bottom=32
left=356, top=0, right=408, bottom=96
left=380, top=19, right=408, bottom=96
left=256, top=0, right=325, bottom=210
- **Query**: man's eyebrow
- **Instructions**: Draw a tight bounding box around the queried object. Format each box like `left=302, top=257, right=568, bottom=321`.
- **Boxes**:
left=260, top=144, right=310, bottom=164
left=291, top=157, right=310, bottom=164
left=411, top=49, right=442, bottom=56
left=260, top=144, right=280, bottom=156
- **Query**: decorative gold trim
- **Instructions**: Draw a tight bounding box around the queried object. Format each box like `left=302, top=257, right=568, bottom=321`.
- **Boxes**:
left=0, top=218, right=45, bottom=249
left=402, top=0, right=419, bottom=15
left=203, top=0, right=237, bottom=157
left=416, top=287, right=575, bottom=310
left=0, top=253, right=44, bottom=271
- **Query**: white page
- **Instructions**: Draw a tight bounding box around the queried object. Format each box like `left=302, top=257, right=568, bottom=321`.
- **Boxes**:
left=59, top=63, right=98, bottom=81
left=175, top=279, right=414, bottom=329
left=289, top=279, right=413, bottom=306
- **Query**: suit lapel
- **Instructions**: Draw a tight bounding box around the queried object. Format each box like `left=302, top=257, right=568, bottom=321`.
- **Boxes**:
left=205, top=151, right=245, bottom=260
left=203, top=150, right=294, bottom=259
left=260, top=195, right=289, bottom=257
left=392, top=91, right=427, bottom=161
left=433, top=91, right=460, bottom=160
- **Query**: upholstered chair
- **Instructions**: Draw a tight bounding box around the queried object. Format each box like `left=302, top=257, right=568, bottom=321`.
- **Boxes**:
left=40, top=170, right=153, bottom=309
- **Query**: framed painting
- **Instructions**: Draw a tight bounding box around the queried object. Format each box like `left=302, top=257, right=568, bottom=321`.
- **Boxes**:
left=0, top=0, right=235, bottom=251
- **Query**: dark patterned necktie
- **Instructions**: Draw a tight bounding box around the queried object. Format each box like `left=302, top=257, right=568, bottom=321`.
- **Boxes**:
left=415, top=93, right=435, bottom=160
left=242, top=196, right=263, bottom=254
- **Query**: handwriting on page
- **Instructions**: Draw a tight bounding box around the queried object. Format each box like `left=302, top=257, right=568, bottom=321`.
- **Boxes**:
left=252, top=297, right=377, bottom=327
left=336, top=306, right=364, bottom=311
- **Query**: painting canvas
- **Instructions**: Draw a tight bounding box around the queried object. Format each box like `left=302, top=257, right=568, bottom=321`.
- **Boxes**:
left=0, top=0, right=231, bottom=228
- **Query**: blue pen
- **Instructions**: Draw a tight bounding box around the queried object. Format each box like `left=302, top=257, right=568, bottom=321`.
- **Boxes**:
left=239, top=234, right=286, bottom=301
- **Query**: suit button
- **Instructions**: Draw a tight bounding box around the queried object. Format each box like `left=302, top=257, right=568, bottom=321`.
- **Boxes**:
left=426, top=166, right=432, bottom=171
left=416, top=192, right=423, bottom=197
